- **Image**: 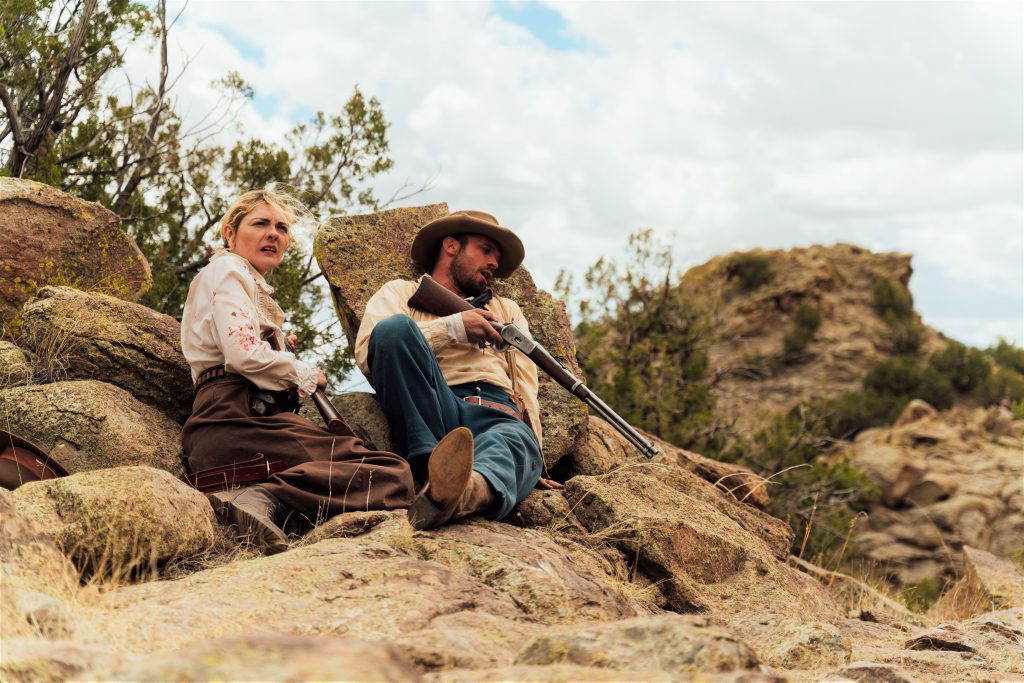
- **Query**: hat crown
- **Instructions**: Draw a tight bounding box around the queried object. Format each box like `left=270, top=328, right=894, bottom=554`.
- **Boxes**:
left=450, top=210, right=498, bottom=227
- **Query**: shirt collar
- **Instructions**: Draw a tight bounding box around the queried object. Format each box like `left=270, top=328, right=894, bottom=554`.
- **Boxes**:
left=211, top=248, right=275, bottom=295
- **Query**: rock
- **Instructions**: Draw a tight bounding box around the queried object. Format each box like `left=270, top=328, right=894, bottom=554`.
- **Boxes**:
left=982, top=406, right=1015, bottom=438
left=0, top=488, right=79, bottom=639
left=11, top=466, right=215, bottom=580
left=299, top=509, right=396, bottom=545
left=74, top=532, right=528, bottom=654
left=395, top=611, right=540, bottom=671
left=333, top=391, right=393, bottom=451
left=658, top=437, right=771, bottom=510
left=425, top=666, right=784, bottom=682
left=368, top=519, right=648, bottom=624
left=0, top=639, right=135, bottom=683
left=905, top=624, right=979, bottom=653
left=508, top=489, right=588, bottom=536
left=894, top=399, right=938, bottom=427
left=904, top=472, right=958, bottom=506
left=558, top=416, right=634, bottom=477
left=849, top=646, right=988, bottom=680
left=0, top=177, right=151, bottom=322
left=0, top=380, right=183, bottom=475
left=829, top=661, right=916, bottom=683
left=515, top=614, right=761, bottom=673
left=561, top=463, right=833, bottom=622
left=0, top=340, right=32, bottom=389
left=844, top=442, right=923, bottom=507
left=932, top=546, right=1024, bottom=620
left=313, top=203, right=588, bottom=466
left=96, top=635, right=421, bottom=682
left=767, top=622, right=851, bottom=669
left=20, top=286, right=191, bottom=421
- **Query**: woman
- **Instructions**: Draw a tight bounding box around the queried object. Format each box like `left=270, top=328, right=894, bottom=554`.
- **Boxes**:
left=180, top=188, right=414, bottom=554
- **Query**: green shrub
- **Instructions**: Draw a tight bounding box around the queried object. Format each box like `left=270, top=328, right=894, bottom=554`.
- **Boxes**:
left=902, top=577, right=941, bottom=612
left=872, top=278, right=914, bottom=321
left=987, top=338, right=1024, bottom=375
left=886, top=318, right=924, bottom=355
left=820, top=391, right=907, bottom=439
left=783, top=303, right=823, bottom=357
left=728, top=253, right=775, bottom=291
left=864, top=357, right=954, bottom=410
left=976, top=367, right=1024, bottom=405
left=929, top=340, right=992, bottom=393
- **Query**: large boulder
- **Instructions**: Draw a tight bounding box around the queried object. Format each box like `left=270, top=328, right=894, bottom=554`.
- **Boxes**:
left=0, top=380, right=183, bottom=476
left=0, top=178, right=151, bottom=323
left=10, top=466, right=215, bottom=580
left=930, top=546, right=1024, bottom=620
left=0, top=488, right=79, bottom=639
left=20, top=286, right=191, bottom=421
left=561, top=462, right=830, bottom=624
left=314, top=203, right=588, bottom=466
left=0, top=340, right=32, bottom=389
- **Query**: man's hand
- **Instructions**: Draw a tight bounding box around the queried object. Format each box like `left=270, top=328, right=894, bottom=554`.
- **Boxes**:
left=461, top=309, right=504, bottom=345
left=536, top=477, right=564, bottom=490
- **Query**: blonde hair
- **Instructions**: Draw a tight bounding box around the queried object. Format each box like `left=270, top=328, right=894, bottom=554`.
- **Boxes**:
left=221, top=187, right=305, bottom=247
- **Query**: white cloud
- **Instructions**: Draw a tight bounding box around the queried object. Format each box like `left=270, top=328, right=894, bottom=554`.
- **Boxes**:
left=126, top=1, right=1023, bottom=348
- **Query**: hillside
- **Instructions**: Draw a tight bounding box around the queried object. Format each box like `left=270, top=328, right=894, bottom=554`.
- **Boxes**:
left=1, top=185, right=1022, bottom=681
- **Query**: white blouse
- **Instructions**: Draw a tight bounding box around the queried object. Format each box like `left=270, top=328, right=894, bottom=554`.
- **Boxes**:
left=180, top=249, right=320, bottom=396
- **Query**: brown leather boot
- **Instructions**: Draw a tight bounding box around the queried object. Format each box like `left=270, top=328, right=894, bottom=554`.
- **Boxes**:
left=208, top=485, right=289, bottom=555
left=408, top=427, right=474, bottom=530
left=452, top=472, right=497, bottom=520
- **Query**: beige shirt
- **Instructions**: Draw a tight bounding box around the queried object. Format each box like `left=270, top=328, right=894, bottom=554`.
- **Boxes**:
left=354, top=277, right=543, bottom=447
left=180, top=249, right=319, bottom=396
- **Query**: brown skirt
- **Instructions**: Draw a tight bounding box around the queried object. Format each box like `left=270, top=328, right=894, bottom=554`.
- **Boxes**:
left=181, top=375, right=414, bottom=522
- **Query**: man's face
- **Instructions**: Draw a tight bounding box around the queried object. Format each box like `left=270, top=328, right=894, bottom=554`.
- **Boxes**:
left=448, top=234, right=501, bottom=296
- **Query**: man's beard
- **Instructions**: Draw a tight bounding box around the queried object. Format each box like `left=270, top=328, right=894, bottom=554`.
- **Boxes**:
left=449, top=251, right=488, bottom=296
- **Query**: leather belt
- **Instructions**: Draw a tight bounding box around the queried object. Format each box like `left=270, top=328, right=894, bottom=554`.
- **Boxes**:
left=194, top=366, right=235, bottom=393
left=183, top=454, right=290, bottom=493
left=463, top=395, right=524, bottom=422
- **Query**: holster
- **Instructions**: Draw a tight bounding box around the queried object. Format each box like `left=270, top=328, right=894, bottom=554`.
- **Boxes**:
left=0, top=431, right=69, bottom=490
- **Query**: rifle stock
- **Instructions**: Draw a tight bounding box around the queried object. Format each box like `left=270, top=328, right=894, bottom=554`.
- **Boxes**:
left=407, top=276, right=659, bottom=458
left=311, top=388, right=351, bottom=436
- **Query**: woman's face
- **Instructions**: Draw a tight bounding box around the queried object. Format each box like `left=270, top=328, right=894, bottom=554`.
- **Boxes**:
left=225, top=202, right=291, bottom=275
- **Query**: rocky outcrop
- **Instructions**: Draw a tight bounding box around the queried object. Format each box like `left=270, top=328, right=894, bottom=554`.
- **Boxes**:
left=0, top=340, right=32, bottom=389
left=680, top=244, right=945, bottom=435
left=930, top=546, right=1024, bottom=621
left=562, top=462, right=814, bottom=619
left=10, top=467, right=215, bottom=580
left=314, top=204, right=588, bottom=466
left=20, top=286, right=192, bottom=421
left=0, top=178, right=151, bottom=323
left=0, top=380, right=183, bottom=476
left=840, top=406, right=1024, bottom=588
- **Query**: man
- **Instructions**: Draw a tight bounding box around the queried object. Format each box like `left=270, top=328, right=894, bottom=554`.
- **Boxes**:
left=354, top=210, right=557, bottom=530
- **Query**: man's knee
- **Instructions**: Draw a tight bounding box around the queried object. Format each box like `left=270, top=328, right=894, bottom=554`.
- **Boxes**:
left=368, top=314, right=422, bottom=359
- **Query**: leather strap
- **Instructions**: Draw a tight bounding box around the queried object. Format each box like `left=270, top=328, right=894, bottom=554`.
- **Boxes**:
left=463, top=395, right=524, bottom=422
left=183, top=454, right=290, bottom=494
left=194, top=366, right=234, bottom=393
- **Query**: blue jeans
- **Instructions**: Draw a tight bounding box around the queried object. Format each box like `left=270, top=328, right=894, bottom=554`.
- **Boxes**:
left=367, top=314, right=543, bottom=520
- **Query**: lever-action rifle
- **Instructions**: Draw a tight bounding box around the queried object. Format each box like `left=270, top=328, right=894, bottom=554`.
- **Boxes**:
left=408, top=276, right=659, bottom=458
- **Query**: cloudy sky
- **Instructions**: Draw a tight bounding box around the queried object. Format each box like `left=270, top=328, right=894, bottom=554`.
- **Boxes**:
left=141, top=1, right=1022, bottom=348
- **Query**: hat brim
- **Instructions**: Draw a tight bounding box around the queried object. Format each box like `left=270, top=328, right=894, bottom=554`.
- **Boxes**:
left=411, top=214, right=524, bottom=278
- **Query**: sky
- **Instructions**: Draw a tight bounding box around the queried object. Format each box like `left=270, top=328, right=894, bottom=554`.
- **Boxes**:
left=131, top=1, right=1022, bottom=348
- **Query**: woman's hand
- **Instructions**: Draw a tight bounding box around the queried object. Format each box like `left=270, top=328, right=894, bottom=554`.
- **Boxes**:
left=316, top=369, right=328, bottom=388
left=286, top=334, right=298, bottom=351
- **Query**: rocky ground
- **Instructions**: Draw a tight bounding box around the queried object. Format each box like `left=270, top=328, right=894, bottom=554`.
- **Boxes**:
left=2, top=184, right=1022, bottom=681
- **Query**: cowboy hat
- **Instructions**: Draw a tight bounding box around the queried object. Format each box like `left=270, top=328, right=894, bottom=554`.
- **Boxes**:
left=411, top=210, right=525, bottom=278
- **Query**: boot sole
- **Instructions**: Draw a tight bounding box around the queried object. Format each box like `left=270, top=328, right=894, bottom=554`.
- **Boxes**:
left=207, top=488, right=288, bottom=555
left=408, top=428, right=474, bottom=530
